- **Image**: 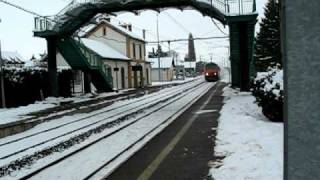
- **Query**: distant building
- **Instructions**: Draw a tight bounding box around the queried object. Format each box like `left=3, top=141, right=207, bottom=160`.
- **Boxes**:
left=1, top=51, right=25, bottom=68
left=148, top=56, right=175, bottom=82
left=184, top=61, right=196, bottom=77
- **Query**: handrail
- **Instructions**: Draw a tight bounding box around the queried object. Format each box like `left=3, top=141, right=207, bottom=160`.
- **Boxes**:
left=34, top=0, right=256, bottom=33
left=72, top=37, right=113, bottom=86
left=205, top=0, right=256, bottom=14
left=34, top=0, right=101, bottom=32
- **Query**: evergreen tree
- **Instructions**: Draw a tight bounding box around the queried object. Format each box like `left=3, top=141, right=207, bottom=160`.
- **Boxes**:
left=254, top=0, right=281, bottom=72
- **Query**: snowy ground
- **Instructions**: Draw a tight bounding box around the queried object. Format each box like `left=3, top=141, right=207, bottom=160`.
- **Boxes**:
left=0, top=78, right=213, bottom=179
left=209, top=87, right=283, bottom=180
left=151, top=77, right=199, bottom=86
left=0, top=77, right=199, bottom=126
left=0, top=92, right=122, bottom=125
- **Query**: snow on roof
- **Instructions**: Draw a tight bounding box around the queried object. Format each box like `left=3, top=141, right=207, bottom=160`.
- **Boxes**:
left=1, top=51, right=24, bottom=63
left=24, top=60, right=36, bottom=67
left=183, top=61, right=196, bottom=68
left=81, top=38, right=129, bottom=60
left=148, top=57, right=174, bottom=69
left=79, top=17, right=145, bottom=42
left=107, top=21, right=145, bottom=42
left=78, top=24, right=96, bottom=37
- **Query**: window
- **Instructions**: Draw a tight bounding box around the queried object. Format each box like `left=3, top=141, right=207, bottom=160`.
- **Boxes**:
left=139, top=45, right=142, bottom=60
left=103, top=27, right=107, bottom=36
left=132, top=43, right=136, bottom=59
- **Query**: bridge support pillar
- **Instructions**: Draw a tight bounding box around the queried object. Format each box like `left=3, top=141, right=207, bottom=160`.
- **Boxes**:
left=83, top=71, right=92, bottom=93
left=227, top=15, right=257, bottom=91
left=46, top=36, right=59, bottom=97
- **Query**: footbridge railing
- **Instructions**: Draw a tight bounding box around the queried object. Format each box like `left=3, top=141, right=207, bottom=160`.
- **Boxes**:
left=34, top=0, right=100, bottom=32
left=204, top=0, right=256, bottom=15
left=34, top=0, right=256, bottom=33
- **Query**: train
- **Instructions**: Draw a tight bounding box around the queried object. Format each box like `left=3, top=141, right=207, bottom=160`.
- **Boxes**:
left=204, top=62, right=221, bottom=82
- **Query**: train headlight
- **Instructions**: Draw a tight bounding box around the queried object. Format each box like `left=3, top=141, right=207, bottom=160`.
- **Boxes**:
left=206, top=73, right=209, bottom=76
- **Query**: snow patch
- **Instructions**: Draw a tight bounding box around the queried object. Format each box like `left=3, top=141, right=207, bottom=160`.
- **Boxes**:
left=255, top=67, right=283, bottom=99
left=210, top=86, right=283, bottom=180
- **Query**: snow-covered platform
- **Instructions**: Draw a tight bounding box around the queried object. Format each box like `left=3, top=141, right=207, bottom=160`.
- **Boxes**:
left=209, top=86, right=283, bottom=180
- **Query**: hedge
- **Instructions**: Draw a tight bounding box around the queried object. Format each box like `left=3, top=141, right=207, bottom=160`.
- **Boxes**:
left=0, top=67, right=72, bottom=108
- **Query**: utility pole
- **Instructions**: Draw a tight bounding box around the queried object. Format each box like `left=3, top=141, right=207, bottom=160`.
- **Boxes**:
left=0, top=40, right=6, bottom=108
left=115, top=61, right=119, bottom=92
left=209, top=53, right=213, bottom=63
left=156, top=13, right=161, bottom=82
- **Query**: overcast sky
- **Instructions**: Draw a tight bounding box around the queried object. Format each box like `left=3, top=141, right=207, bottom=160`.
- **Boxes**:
left=0, top=0, right=268, bottom=64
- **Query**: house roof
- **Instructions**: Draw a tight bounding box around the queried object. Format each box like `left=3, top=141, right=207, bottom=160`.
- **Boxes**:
left=80, top=18, right=145, bottom=42
left=107, top=21, right=145, bottom=42
left=148, top=57, right=175, bottom=69
left=78, top=24, right=96, bottom=37
left=1, top=51, right=24, bottom=64
left=81, top=38, right=130, bottom=60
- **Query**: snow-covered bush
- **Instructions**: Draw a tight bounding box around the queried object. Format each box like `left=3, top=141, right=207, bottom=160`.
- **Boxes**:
left=252, top=67, right=284, bottom=122
left=1, top=67, right=72, bottom=108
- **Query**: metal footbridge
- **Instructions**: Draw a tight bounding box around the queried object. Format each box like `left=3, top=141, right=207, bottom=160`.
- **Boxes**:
left=33, top=0, right=257, bottom=95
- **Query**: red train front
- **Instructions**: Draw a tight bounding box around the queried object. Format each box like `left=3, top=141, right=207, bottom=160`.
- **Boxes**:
left=204, top=62, right=220, bottom=82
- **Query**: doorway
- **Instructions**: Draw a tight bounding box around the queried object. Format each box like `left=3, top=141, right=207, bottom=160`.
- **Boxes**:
left=121, top=67, right=125, bottom=89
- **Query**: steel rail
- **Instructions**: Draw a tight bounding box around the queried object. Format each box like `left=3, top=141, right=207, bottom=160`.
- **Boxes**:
left=0, top=79, right=197, bottom=148
left=16, top=81, right=207, bottom=180
left=0, top=80, right=202, bottom=162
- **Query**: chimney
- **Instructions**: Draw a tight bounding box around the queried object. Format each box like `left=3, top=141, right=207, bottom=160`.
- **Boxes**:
left=142, top=29, right=146, bottom=39
left=127, top=24, right=132, bottom=32
left=120, top=23, right=127, bottom=29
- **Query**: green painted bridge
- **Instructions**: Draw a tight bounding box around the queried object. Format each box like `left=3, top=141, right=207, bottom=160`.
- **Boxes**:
left=34, top=0, right=258, bottom=96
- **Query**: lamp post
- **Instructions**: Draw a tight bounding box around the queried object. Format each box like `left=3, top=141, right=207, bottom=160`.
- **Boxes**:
left=0, top=40, right=6, bottom=108
left=209, top=53, right=213, bottom=63
left=115, top=62, right=119, bottom=92
left=156, top=14, right=161, bottom=82
left=0, top=18, right=5, bottom=108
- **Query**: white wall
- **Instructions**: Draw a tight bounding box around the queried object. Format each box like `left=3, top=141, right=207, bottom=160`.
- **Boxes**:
left=56, top=52, right=71, bottom=68
left=103, top=60, right=129, bottom=90
left=128, top=39, right=146, bottom=61
left=89, top=25, right=127, bottom=56
left=151, top=68, right=174, bottom=82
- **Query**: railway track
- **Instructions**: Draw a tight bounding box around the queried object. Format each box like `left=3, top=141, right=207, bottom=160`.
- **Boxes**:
left=18, top=82, right=215, bottom=180
left=0, top=80, right=201, bottom=163
left=0, top=81, right=198, bottom=150
left=0, top=79, right=197, bottom=139
left=0, top=80, right=208, bottom=179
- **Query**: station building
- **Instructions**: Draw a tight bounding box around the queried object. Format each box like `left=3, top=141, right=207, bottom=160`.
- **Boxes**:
left=57, top=15, right=152, bottom=93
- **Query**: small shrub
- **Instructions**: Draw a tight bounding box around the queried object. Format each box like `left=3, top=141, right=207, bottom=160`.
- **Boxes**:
left=252, top=67, right=284, bottom=122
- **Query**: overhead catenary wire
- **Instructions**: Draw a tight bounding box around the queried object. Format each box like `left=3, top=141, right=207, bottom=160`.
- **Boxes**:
left=147, top=36, right=229, bottom=44
left=0, top=0, right=227, bottom=57
left=0, top=1, right=200, bottom=46
left=163, top=12, right=191, bottom=34
left=0, top=0, right=44, bottom=17
left=211, top=18, right=228, bottom=35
